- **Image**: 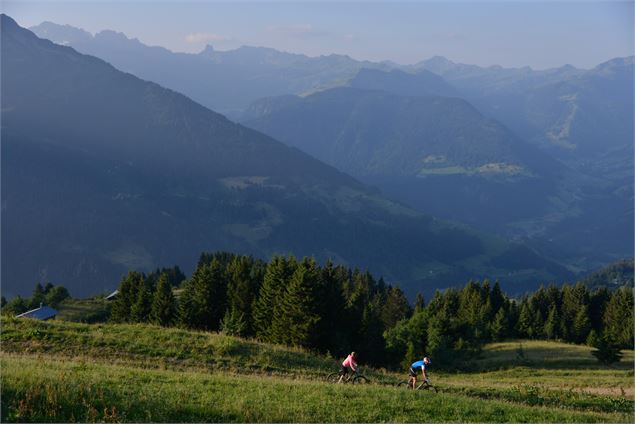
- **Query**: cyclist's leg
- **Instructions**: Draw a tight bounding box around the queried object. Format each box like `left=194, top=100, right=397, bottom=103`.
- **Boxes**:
left=337, top=366, right=347, bottom=383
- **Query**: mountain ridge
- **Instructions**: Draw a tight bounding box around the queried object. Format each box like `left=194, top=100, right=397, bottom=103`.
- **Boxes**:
left=3, top=14, right=570, bottom=297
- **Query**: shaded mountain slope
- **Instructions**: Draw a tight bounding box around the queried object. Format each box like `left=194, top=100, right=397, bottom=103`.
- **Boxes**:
left=416, top=56, right=634, bottom=158
left=1, top=15, right=570, bottom=297
left=243, top=86, right=559, bottom=178
left=349, top=68, right=458, bottom=98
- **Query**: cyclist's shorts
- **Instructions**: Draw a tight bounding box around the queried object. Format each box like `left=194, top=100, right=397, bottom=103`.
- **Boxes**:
left=340, top=365, right=350, bottom=375
left=408, top=367, right=417, bottom=377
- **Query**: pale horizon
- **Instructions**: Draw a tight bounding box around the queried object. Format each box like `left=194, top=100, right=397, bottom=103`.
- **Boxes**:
left=2, top=0, right=633, bottom=70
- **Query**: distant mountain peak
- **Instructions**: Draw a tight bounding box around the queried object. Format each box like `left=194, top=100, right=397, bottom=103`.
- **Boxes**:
left=199, top=44, right=215, bottom=55
left=28, top=19, right=93, bottom=45
left=349, top=67, right=458, bottom=98
left=95, top=29, right=131, bottom=42
left=1, top=13, right=23, bottom=32
left=424, top=55, right=454, bottom=65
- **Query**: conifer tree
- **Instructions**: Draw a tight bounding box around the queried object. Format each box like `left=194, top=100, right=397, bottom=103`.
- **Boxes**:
left=190, top=258, right=228, bottom=331
left=226, top=255, right=256, bottom=335
left=427, top=307, right=453, bottom=363
left=270, top=258, right=321, bottom=347
left=110, top=272, right=143, bottom=323
left=3, top=296, right=28, bottom=316
left=602, top=286, right=634, bottom=348
left=45, top=286, right=70, bottom=307
left=359, top=298, right=387, bottom=365
left=572, top=306, right=592, bottom=344
left=151, top=274, right=176, bottom=326
left=516, top=300, right=534, bottom=338
left=590, top=332, right=623, bottom=365
left=544, top=304, right=560, bottom=340
left=220, top=308, right=247, bottom=336
left=381, top=286, right=412, bottom=329
left=252, top=255, right=289, bottom=341
left=490, top=282, right=505, bottom=316
left=177, top=279, right=197, bottom=328
left=130, top=275, right=153, bottom=322
left=30, top=283, right=45, bottom=308
left=414, top=293, right=425, bottom=313
left=589, top=287, right=610, bottom=332
left=491, top=307, right=509, bottom=341
left=314, top=260, right=347, bottom=354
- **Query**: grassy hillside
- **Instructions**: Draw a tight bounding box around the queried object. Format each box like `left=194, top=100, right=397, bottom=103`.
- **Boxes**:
left=1, top=318, right=633, bottom=422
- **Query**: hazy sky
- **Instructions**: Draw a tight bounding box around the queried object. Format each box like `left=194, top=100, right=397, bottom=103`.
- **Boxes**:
left=3, top=1, right=633, bottom=69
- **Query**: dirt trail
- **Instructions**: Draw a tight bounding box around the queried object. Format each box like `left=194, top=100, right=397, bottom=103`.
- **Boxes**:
left=442, top=380, right=635, bottom=397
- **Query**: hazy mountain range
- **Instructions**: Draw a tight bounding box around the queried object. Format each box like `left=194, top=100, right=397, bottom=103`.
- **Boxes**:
left=242, top=75, right=632, bottom=270
left=2, top=14, right=573, bottom=297
left=29, top=20, right=634, bottom=164
left=29, top=21, right=390, bottom=116
left=416, top=55, right=634, bottom=160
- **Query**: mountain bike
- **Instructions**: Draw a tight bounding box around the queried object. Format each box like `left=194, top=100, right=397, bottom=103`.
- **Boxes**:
left=396, top=378, right=437, bottom=392
left=327, top=368, right=369, bottom=384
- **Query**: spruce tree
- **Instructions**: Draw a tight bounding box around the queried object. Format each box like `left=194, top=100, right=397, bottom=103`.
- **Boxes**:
left=226, top=255, right=256, bottom=335
left=30, top=283, right=45, bottom=308
left=360, top=298, right=388, bottom=365
left=572, top=306, right=591, bottom=344
left=414, top=293, right=425, bottom=313
left=314, top=260, right=347, bottom=354
left=130, top=276, right=153, bottom=322
left=602, top=287, right=634, bottom=348
left=544, top=304, right=560, bottom=340
left=191, top=259, right=228, bottom=331
left=381, top=286, right=412, bottom=329
left=427, top=307, right=453, bottom=363
left=252, top=255, right=289, bottom=341
left=270, top=258, right=321, bottom=347
left=177, top=279, right=197, bottom=328
left=220, top=308, right=247, bottom=336
left=491, top=307, right=509, bottom=341
left=110, top=272, right=143, bottom=323
left=151, top=274, right=176, bottom=326
left=516, top=300, right=534, bottom=338
left=590, top=333, right=623, bottom=366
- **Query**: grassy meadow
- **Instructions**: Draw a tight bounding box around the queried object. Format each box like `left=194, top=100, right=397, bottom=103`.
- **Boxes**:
left=1, top=317, right=634, bottom=422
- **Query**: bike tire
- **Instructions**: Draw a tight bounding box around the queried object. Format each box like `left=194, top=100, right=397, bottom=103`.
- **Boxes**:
left=417, top=383, right=438, bottom=392
left=397, top=380, right=411, bottom=388
left=327, top=372, right=342, bottom=384
left=352, top=375, right=368, bottom=384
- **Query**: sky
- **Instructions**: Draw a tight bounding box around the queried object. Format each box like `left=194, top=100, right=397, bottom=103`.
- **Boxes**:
left=2, top=0, right=633, bottom=69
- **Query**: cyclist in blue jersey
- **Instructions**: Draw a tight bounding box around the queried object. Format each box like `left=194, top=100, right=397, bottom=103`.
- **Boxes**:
left=408, top=357, right=431, bottom=389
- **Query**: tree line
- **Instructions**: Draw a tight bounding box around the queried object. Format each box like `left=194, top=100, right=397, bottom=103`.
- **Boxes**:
left=385, top=280, right=633, bottom=367
left=1, top=282, right=70, bottom=314
left=2, top=252, right=631, bottom=367
left=108, top=251, right=634, bottom=368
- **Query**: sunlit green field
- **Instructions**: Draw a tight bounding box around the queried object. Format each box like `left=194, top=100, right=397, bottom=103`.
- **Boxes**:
left=1, top=318, right=633, bottom=422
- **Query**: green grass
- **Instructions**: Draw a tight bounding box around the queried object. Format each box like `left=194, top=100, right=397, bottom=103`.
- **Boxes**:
left=1, top=318, right=634, bottom=422
left=55, top=298, right=111, bottom=323
left=2, top=354, right=631, bottom=423
left=0, top=317, right=344, bottom=378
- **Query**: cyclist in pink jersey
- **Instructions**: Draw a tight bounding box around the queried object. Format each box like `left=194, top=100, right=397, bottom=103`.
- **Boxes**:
left=338, top=351, right=358, bottom=383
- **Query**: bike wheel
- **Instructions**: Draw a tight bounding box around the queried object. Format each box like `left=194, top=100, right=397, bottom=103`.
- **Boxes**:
left=352, top=375, right=368, bottom=384
left=397, top=380, right=411, bottom=389
left=327, top=373, right=342, bottom=384
left=419, top=383, right=437, bottom=392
